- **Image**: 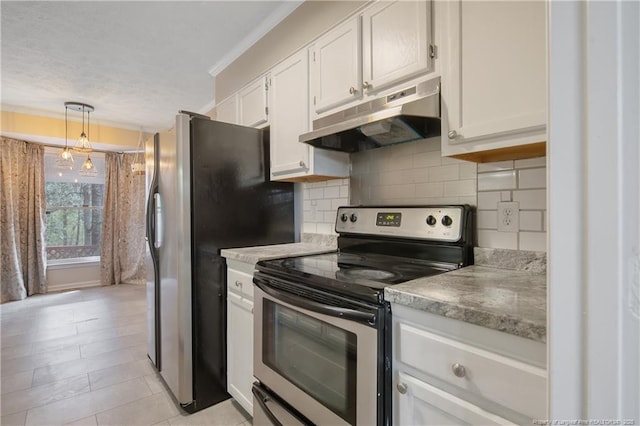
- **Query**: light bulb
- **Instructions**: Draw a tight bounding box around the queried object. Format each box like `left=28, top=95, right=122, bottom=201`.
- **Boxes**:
left=56, top=146, right=74, bottom=168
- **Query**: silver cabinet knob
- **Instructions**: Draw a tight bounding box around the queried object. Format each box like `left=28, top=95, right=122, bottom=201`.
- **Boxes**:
left=396, top=382, right=408, bottom=394
left=299, top=160, right=306, bottom=168
left=235, top=280, right=242, bottom=288
left=349, top=86, right=357, bottom=95
left=448, top=130, right=458, bottom=139
left=363, top=81, right=371, bottom=91
left=451, top=363, right=466, bottom=378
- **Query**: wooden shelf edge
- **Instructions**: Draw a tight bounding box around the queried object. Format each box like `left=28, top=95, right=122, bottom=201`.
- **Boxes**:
left=448, top=142, right=547, bottom=163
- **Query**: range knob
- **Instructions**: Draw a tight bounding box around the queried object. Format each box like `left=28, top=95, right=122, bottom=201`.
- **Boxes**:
left=350, top=214, right=358, bottom=223
left=426, top=215, right=437, bottom=226
left=441, top=215, right=453, bottom=227
left=340, top=213, right=349, bottom=222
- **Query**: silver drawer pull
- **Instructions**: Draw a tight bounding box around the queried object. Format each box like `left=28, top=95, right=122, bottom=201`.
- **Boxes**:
left=451, top=363, right=466, bottom=378
left=235, top=280, right=243, bottom=288
left=396, top=382, right=408, bottom=394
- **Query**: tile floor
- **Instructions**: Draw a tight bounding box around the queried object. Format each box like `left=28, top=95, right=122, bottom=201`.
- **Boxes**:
left=1, top=284, right=252, bottom=426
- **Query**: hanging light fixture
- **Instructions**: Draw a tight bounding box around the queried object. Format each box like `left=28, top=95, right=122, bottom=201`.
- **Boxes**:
left=56, top=103, right=74, bottom=168
left=79, top=153, right=98, bottom=177
left=130, top=130, right=145, bottom=175
left=65, top=101, right=94, bottom=153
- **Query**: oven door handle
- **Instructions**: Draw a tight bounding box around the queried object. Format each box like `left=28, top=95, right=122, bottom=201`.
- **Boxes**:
left=254, top=276, right=377, bottom=326
left=252, top=384, right=312, bottom=426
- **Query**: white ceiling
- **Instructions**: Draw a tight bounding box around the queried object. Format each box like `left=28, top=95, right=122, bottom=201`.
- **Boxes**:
left=1, top=1, right=301, bottom=132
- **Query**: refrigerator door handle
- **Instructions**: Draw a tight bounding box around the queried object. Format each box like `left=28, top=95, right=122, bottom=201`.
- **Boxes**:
left=154, top=193, right=163, bottom=249
left=146, top=189, right=156, bottom=249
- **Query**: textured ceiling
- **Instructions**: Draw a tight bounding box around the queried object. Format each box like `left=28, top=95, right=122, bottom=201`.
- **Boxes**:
left=1, top=1, right=298, bottom=132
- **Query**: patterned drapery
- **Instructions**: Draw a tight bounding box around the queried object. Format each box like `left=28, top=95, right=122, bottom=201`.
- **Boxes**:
left=0, top=138, right=47, bottom=302
left=100, top=153, right=146, bottom=285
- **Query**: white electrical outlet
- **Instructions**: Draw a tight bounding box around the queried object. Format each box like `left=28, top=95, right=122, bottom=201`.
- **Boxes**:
left=497, top=202, right=520, bottom=232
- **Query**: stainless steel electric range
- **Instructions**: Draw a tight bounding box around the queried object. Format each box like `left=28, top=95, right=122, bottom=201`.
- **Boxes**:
left=252, top=205, right=474, bottom=426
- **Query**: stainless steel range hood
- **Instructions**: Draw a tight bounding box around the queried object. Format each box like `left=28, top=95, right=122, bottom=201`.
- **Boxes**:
left=299, top=77, right=440, bottom=153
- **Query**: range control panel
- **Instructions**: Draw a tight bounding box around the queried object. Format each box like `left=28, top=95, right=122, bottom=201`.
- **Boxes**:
left=335, top=206, right=466, bottom=242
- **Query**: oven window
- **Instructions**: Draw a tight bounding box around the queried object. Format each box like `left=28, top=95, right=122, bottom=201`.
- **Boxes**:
left=263, top=300, right=357, bottom=424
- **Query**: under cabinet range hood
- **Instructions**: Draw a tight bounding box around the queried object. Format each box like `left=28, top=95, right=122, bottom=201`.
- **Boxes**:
left=300, top=77, right=441, bottom=153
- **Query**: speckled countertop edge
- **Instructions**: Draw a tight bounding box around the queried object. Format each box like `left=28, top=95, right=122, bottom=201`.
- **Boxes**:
left=221, top=233, right=336, bottom=265
left=385, top=248, right=547, bottom=343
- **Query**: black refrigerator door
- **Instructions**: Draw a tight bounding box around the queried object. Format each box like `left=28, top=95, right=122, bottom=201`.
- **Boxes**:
left=190, top=118, right=295, bottom=251
left=187, top=118, right=295, bottom=412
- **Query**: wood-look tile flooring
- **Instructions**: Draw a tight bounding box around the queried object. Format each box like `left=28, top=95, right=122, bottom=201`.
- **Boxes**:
left=1, top=284, right=251, bottom=426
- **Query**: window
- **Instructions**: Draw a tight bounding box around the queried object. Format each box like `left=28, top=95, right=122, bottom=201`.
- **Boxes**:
left=44, top=149, right=106, bottom=262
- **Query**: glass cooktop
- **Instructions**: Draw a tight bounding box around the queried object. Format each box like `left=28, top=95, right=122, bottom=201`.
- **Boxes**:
left=256, top=250, right=459, bottom=303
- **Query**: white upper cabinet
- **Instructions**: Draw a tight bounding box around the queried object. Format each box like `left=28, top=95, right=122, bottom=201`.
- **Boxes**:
left=270, top=49, right=350, bottom=182
left=270, top=49, right=311, bottom=180
left=239, top=74, right=269, bottom=128
left=362, top=0, right=431, bottom=95
left=215, top=94, right=239, bottom=125
left=441, top=0, right=547, bottom=160
left=312, top=17, right=362, bottom=114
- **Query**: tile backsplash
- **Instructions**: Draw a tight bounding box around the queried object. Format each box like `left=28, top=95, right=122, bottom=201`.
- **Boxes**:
left=300, top=138, right=547, bottom=252
left=350, top=138, right=477, bottom=206
left=477, top=157, right=547, bottom=251
left=301, top=178, right=350, bottom=235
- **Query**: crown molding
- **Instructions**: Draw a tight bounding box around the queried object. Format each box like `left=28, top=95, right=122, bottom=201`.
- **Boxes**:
left=208, top=1, right=303, bottom=78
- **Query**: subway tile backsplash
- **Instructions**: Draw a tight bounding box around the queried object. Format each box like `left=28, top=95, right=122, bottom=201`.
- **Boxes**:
left=301, top=178, right=349, bottom=235
left=350, top=138, right=477, bottom=206
left=477, top=157, right=547, bottom=251
left=301, top=138, right=547, bottom=252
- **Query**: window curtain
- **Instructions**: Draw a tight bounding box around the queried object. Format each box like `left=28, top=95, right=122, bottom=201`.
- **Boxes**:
left=0, top=138, right=47, bottom=302
left=100, top=152, right=146, bottom=285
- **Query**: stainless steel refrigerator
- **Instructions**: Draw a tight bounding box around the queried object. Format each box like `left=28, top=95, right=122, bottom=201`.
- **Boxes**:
left=145, top=112, right=295, bottom=413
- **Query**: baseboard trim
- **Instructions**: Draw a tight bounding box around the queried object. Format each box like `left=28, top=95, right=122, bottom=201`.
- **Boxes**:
left=47, top=280, right=101, bottom=292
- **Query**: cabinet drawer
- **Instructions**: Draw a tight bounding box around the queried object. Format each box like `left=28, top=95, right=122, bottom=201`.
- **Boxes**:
left=397, top=372, right=515, bottom=426
left=227, top=268, right=254, bottom=299
left=397, top=322, right=546, bottom=420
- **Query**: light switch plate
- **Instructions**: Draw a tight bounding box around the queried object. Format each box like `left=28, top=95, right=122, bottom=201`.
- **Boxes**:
left=498, top=202, right=519, bottom=232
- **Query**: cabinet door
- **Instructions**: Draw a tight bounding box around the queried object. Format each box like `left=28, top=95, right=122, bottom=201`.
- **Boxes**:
left=362, top=0, right=430, bottom=94
left=270, top=49, right=311, bottom=179
left=239, top=75, right=269, bottom=128
left=216, top=94, right=239, bottom=125
left=227, top=291, right=254, bottom=415
left=441, top=0, right=546, bottom=156
left=396, top=372, right=515, bottom=426
left=312, top=17, right=362, bottom=114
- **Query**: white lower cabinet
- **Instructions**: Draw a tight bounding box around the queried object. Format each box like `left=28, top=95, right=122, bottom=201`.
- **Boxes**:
left=392, top=304, right=547, bottom=425
left=226, top=260, right=255, bottom=415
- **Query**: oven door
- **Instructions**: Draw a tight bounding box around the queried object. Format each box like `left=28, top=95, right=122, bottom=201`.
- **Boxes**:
left=253, top=273, right=381, bottom=426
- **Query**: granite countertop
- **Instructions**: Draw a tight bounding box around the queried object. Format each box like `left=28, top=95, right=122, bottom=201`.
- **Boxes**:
left=221, top=233, right=337, bottom=265
left=385, top=248, right=547, bottom=343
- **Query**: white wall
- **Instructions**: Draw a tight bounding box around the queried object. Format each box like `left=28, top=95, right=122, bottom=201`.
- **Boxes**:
left=548, top=0, right=640, bottom=420
left=47, top=261, right=101, bottom=292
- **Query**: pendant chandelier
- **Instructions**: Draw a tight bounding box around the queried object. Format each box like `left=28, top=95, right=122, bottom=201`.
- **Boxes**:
left=55, top=103, right=74, bottom=168
left=65, top=101, right=94, bottom=153
left=130, top=131, right=145, bottom=175
left=79, top=153, right=98, bottom=177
